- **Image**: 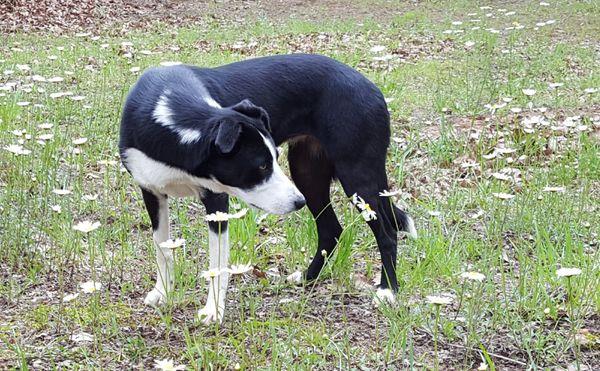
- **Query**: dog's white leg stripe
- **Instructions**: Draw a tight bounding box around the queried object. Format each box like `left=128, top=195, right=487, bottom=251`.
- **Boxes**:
left=208, top=228, right=230, bottom=300
left=145, top=196, right=173, bottom=306
left=154, top=197, right=173, bottom=291
left=200, top=228, right=230, bottom=324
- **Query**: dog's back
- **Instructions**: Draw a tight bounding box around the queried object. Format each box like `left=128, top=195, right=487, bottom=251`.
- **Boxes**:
left=178, top=54, right=392, bottom=159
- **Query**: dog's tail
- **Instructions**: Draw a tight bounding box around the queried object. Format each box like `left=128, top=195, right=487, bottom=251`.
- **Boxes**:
left=391, top=205, right=418, bottom=239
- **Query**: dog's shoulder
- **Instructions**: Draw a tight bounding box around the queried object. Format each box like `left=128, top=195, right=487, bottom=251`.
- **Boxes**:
left=119, top=65, right=222, bottom=172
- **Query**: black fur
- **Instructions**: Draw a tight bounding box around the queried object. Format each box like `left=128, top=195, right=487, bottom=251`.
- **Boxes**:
left=202, top=191, right=229, bottom=233
left=141, top=188, right=162, bottom=231
left=120, top=54, right=414, bottom=292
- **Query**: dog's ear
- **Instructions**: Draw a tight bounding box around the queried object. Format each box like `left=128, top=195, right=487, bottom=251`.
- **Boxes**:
left=215, top=119, right=242, bottom=154
left=231, top=99, right=272, bottom=133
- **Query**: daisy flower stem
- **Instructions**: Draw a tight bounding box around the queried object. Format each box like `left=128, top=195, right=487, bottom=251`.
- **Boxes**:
left=433, top=304, right=441, bottom=371
left=453, top=282, right=465, bottom=322
left=387, top=198, right=399, bottom=231
left=566, top=277, right=580, bottom=370
left=87, top=235, right=99, bottom=330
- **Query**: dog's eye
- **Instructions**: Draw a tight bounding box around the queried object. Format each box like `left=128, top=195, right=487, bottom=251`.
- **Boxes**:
left=258, top=164, right=268, bottom=171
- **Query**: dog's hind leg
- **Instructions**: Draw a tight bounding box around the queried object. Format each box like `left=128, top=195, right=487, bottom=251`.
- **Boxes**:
left=335, top=159, right=416, bottom=304
left=198, top=191, right=230, bottom=325
left=286, top=136, right=343, bottom=283
left=141, top=188, right=173, bottom=306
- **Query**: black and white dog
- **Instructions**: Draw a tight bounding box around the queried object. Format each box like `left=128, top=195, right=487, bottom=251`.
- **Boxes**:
left=119, top=54, right=416, bottom=324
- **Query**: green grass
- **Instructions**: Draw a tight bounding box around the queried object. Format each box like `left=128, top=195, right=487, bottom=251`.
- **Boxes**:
left=1, top=0, right=599, bottom=369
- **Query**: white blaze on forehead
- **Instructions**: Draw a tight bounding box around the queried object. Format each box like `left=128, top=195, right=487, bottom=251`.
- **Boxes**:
left=258, top=132, right=277, bottom=160
left=224, top=131, right=304, bottom=215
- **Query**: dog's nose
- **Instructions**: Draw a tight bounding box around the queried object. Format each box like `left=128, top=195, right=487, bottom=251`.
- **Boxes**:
left=294, top=198, right=306, bottom=211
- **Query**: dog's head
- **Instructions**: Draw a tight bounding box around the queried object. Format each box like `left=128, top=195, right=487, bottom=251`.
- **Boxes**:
left=201, top=99, right=305, bottom=214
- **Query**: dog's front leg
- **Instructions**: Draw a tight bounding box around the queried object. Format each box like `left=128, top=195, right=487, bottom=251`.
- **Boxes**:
left=141, top=189, right=173, bottom=306
left=199, top=191, right=230, bottom=325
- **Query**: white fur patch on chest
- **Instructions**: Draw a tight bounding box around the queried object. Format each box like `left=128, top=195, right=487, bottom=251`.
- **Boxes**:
left=123, top=148, right=227, bottom=197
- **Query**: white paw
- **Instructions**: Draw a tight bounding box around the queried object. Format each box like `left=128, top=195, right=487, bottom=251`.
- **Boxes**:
left=144, top=288, right=167, bottom=306
left=286, top=271, right=303, bottom=284
left=372, top=288, right=396, bottom=307
left=198, top=304, right=224, bottom=325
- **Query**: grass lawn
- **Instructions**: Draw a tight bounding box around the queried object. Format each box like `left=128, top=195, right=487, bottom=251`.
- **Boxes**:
left=1, top=0, right=599, bottom=369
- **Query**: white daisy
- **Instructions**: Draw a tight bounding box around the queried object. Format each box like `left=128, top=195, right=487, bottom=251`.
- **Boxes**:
left=378, top=189, right=401, bottom=197
left=79, top=280, right=102, bottom=293
left=70, top=332, right=94, bottom=343
left=201, top=268, right=226, bottom=281
left=227, top=263, right=253, bottom=275
left=4, top=144, right=31, bottom=155
left=159, top=238, right=185, bottom=249
left=205, top=209, right=248, bottom=222
left=62, top=293, right=79, bottom=302
left=52, top=189, right=72, bottom=195
left=542, top=186, right=565, bottom=193
left=72, top=220, right=101, bottom=233
left=361, top=207, right=377, bottom=221
left=491, top=172, right=512, bottom=181
left=426, top=295, right=453, bottom=305
left=154, top=359, right=186, bottom=371
left=369, top=45, right=386, bottom=53
left=460, top=271, right=485, bottom=282
left=351, top=194, right=377, bottom=220
left=492, top=192, right=515, bottom=200
left=50, top=92, right=71, bottom=99
left=556, top=268, right=581, bottom=277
